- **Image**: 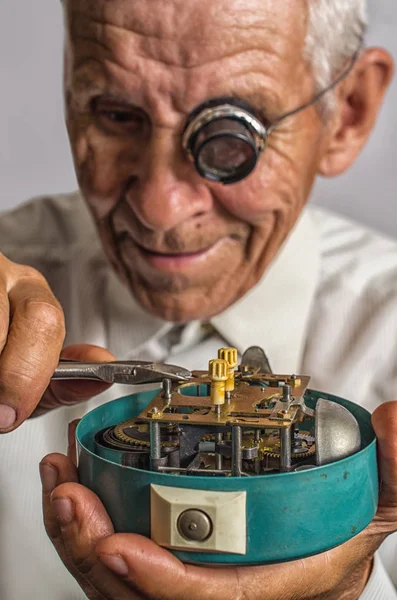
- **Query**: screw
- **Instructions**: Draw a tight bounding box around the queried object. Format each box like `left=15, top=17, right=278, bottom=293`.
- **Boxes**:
left=283, top=385, right=292, bottom=403
left=162, top=378, right=172, bottom=397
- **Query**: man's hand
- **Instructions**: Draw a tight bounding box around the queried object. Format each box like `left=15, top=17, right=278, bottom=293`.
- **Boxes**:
left=0, top=254, right=114, bottom=431
left=41, top=402, right=397, bottom=600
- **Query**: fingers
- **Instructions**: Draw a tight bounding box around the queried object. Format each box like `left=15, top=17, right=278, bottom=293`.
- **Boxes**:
left=0, top=271, right=10, bottom=355
left=0, top=252, right=116, bottom=429
left=68, top=420, right=80, bottom=467
left=0, top=261, right=65, bottom=430
left=40, top=453, right=79, bottom=542
left=51, top=483, right=115, bottom=565
left=34, top=345, right=116, bottom=417
left=363, top=401, right=397, bottom=546
left=372, top=401, right=397, bottom=509
left=97, top=534, right=241, bottom=600
left=40, top=455, right=365, bottom=600
left=42, top=458, right=143, bottom=599
left=42, top=456, right=237, bottom=600
left=96, top=534, right=352, bottom=600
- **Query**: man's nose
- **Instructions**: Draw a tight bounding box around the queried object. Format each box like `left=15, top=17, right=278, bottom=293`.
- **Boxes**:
left=125, top=129, right=214, bottom=232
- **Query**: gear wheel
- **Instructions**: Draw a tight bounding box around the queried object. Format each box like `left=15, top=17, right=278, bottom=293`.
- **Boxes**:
left=259, top=432, right=315, bottom=460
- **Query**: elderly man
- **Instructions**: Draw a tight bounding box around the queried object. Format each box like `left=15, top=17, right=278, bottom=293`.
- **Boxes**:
left=0, top=0, right=396, bottom=598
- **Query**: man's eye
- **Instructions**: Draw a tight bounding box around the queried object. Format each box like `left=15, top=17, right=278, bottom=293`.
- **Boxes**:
left=91, top=100, right=147, bottom=134
left=103, top=110, right=137, bottom=123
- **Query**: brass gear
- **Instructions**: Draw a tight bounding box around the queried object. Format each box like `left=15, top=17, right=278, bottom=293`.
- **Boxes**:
left=258, top=433, right=315, bottom=460
left=260, top=446, right=316, bottom=460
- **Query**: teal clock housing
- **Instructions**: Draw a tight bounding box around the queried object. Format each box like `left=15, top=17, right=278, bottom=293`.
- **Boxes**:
left=76, top=388, right=378, bottom=565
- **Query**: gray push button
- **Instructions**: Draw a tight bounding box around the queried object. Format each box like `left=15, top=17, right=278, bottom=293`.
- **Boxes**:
left=177, top=509, right=213, bottom=542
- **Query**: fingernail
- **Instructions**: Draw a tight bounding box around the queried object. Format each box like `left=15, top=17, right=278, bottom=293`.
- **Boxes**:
left=39, top=462, right=58, bottom=493
left=0, top=405, right=16, bottom=429
left=52, top=497, right=74, bottom=526
left=99, top=554, right=129, bottom=577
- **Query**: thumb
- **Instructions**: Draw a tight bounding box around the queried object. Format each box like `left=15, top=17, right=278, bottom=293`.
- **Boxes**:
left=96, top=533, right=236, bottom=600
left=372, top=401, right=397, bottom=507
left=371, top=401, right=397, bottom=527
left=36, top=344, right=116, bottom=415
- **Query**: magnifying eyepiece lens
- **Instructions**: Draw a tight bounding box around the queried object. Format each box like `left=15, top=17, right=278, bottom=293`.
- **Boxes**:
left=198, top=137, right=254, bottom=173
left=193, top=118, right=258, bottom=183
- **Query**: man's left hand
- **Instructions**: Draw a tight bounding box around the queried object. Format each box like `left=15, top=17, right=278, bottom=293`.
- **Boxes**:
left=40, top=402, right=397, bottom=600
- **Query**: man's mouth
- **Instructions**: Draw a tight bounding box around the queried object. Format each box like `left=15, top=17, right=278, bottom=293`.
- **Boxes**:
left=135, top=242, right=220, bottom=270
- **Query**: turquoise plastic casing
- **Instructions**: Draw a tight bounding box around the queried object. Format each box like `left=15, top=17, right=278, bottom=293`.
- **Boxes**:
left=76, top=389, right=378, bottom=565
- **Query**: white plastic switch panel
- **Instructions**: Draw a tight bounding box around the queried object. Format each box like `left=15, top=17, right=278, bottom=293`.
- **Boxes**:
left=150, top=484, right=247, bottom=554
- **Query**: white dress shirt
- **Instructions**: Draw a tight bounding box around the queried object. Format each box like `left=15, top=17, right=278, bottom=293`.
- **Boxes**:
left=0, top=191, right=396, bottom=599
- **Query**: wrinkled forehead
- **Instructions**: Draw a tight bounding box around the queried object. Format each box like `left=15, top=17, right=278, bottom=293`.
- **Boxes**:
left=64, top=0, right=308, bottom=68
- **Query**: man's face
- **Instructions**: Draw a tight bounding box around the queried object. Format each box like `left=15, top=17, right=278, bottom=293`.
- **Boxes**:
left=64, top=0, right=330, bottom=322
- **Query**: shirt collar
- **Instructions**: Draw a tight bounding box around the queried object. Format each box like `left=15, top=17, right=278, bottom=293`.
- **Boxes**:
left=211, top=208, right=321, bottom=373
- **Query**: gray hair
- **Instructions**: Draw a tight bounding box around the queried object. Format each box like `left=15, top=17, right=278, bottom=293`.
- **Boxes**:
left=305, top=0, right=368, bottom=111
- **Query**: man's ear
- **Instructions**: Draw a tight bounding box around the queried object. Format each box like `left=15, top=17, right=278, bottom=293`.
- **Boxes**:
left=318, top=48, right=394, bottom=177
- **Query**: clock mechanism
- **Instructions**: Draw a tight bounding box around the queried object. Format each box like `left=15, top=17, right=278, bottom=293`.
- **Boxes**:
left=76, top=346, right=378, bottom=565
left=93, top=347, right=359, bottom=476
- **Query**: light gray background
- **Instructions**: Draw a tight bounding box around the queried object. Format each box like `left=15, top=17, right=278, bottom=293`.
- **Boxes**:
left=0, top=1, right=396, bottom=237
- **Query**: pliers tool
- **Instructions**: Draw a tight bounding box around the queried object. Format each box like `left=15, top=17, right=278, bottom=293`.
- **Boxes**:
left=52, top=359, right=192, bottom=385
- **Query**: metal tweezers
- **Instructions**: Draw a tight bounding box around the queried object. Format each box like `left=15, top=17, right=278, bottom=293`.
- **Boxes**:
left=52, top=359, right=192, bottom=385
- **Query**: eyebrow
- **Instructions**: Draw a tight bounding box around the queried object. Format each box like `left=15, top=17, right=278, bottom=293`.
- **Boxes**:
left=73, top=78, right=105, bottom=100
left=70, top=73, right=135, bottom=109
left=70, top=55, right=147, bottom=107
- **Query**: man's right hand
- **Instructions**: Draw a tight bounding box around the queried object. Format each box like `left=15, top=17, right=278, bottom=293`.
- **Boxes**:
left=0, top=254, right=114, bottom=432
